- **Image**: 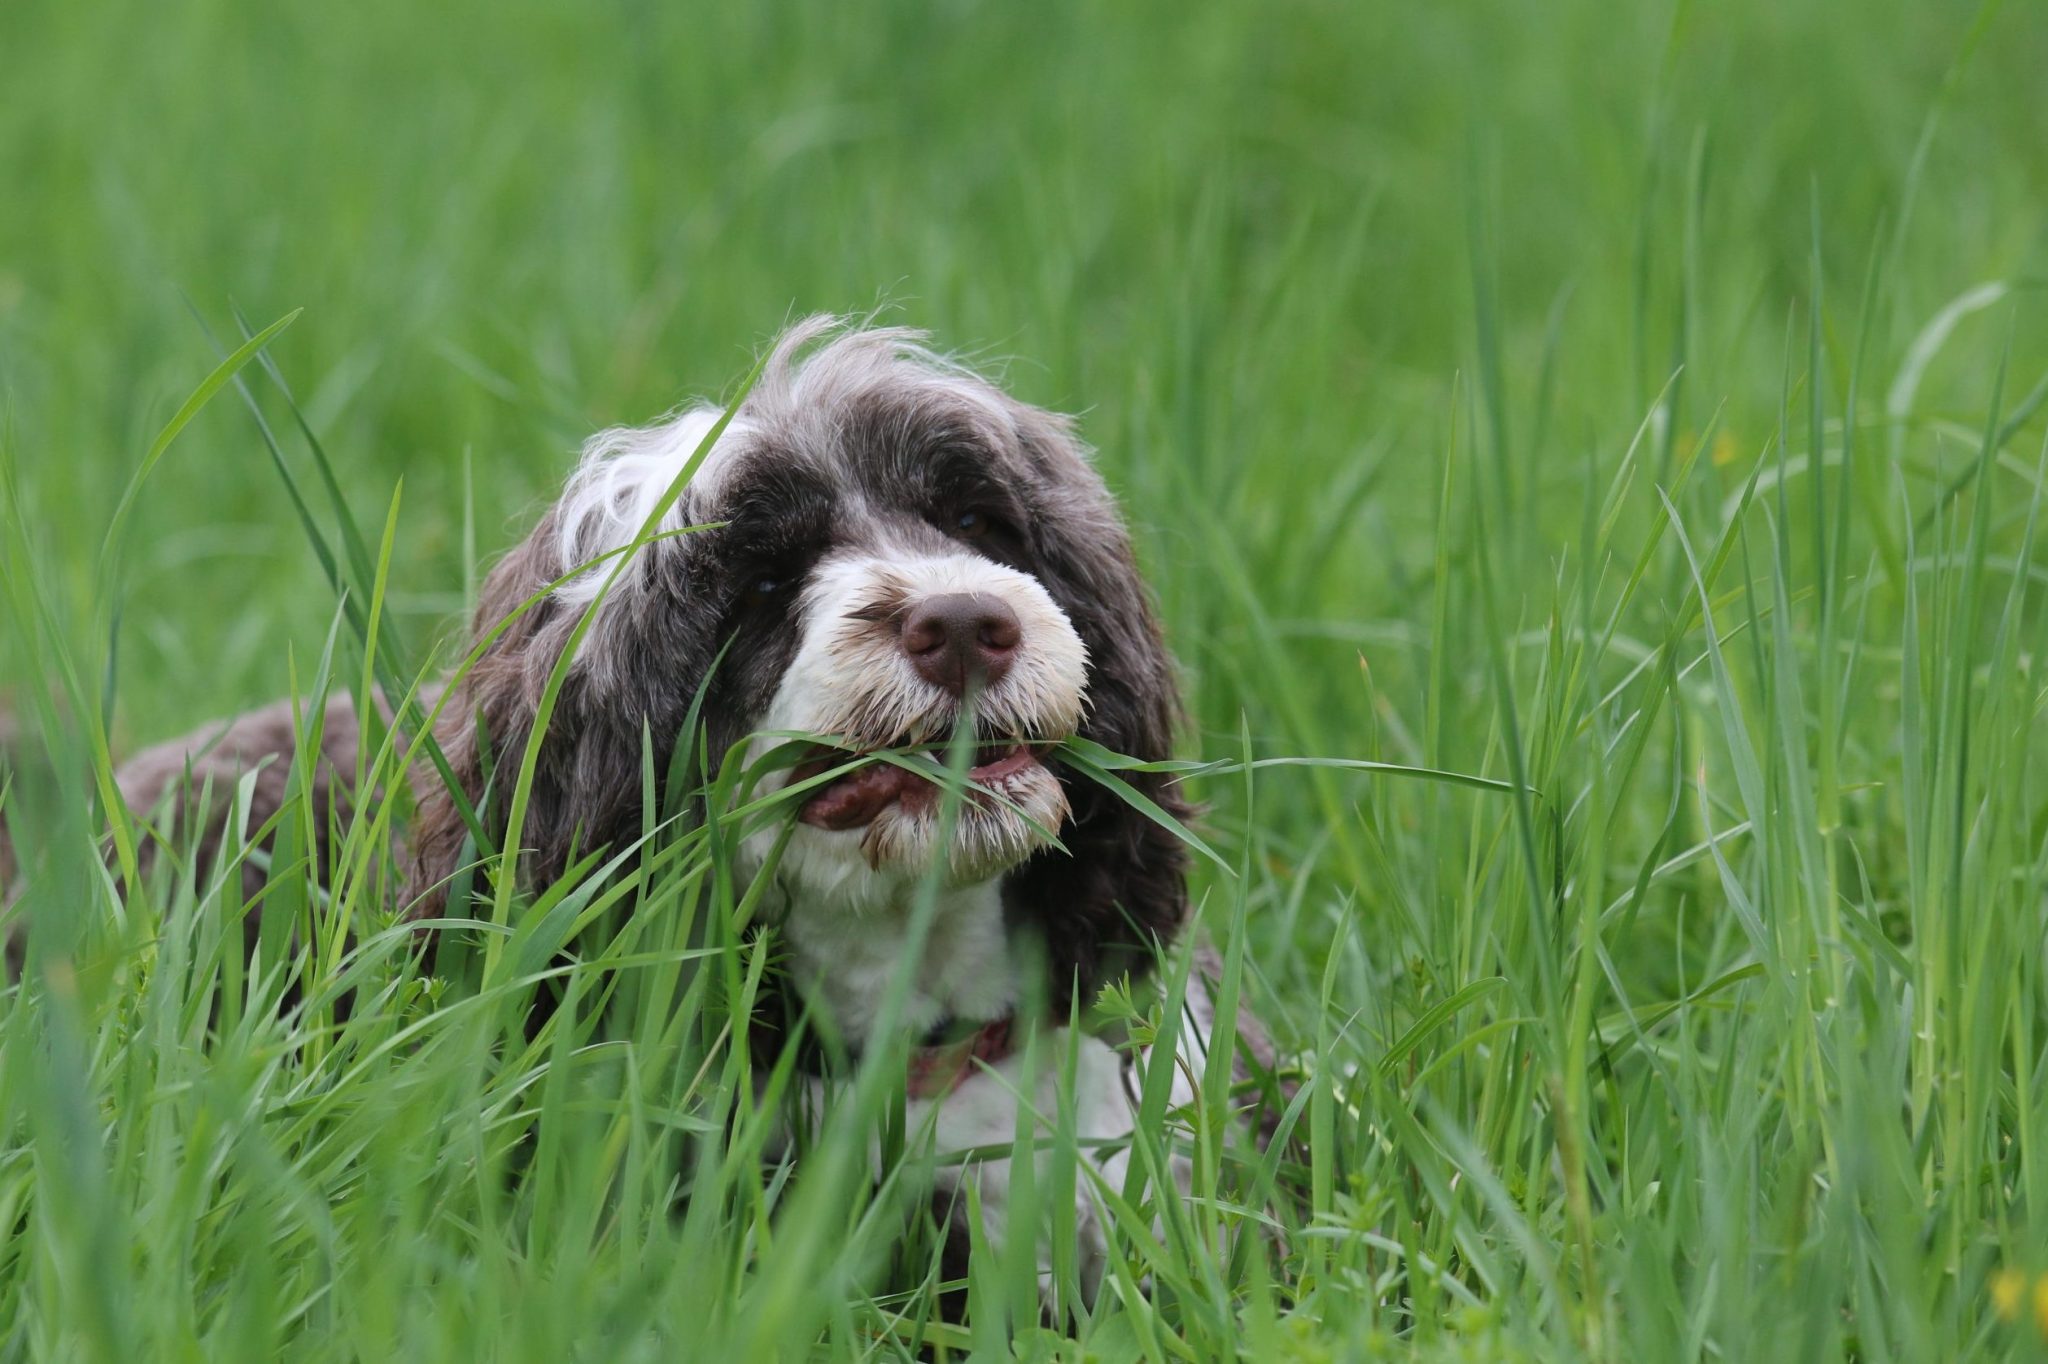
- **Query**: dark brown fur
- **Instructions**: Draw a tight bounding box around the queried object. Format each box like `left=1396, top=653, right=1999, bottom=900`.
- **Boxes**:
left=116, top=695, right=369, bottom=904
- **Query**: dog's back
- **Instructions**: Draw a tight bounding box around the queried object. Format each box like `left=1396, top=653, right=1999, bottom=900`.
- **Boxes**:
left=3, top=695, right=370, bottom=973
left=114, top=695, right=368, bottom=902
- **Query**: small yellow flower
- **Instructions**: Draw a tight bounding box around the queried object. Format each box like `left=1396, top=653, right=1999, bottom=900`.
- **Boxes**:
left=2033, top=1274, right=2048, bottom=1336
left=1710, top=431, right=1740, bottom=468
left=1992, top=1268, right=2025, bottom=1321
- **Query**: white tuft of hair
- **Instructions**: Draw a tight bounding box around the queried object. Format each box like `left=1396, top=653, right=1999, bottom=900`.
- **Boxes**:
left=552, top=404, right=743, bottom=607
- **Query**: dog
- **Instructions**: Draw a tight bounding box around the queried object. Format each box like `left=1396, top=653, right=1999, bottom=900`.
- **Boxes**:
left=3, top=317, right=1273, bottom=1302
left=404, top=316, right=1233, bottom=1296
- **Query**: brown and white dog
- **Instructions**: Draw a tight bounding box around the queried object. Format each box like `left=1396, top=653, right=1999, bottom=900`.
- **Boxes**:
left=5, top=318, right=1271, bottom=1296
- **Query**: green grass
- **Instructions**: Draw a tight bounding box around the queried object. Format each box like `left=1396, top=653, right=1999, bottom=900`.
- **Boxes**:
left=5, top=0, right=2048, bottom=1356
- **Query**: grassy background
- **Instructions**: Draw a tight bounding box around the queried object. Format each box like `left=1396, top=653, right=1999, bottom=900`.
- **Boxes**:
left=6, top=0, right=2048, bottom=1357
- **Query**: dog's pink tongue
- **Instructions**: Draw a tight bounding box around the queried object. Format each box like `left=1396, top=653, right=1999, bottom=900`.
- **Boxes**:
left=799, top=763, right=920, bottom=830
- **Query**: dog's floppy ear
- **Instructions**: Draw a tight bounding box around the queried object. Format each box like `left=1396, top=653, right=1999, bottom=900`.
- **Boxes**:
left=401, top=508, right=706, bottom=918
left=1000, top=405, right=1193, bottom=999
left=404, top=516, right=569, bottom=918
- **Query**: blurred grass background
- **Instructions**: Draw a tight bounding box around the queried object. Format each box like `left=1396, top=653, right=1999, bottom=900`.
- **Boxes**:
left=3, top=0, right=2039, bottom=737
left=7, top=0, right=2048, bottom=1357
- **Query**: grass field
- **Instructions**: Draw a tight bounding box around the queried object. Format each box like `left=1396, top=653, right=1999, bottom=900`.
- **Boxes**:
left=5, top=0, right=2048, bottom=1357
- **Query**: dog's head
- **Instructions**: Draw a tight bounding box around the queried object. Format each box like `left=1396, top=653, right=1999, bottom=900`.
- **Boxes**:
left=406, top=318, right=1189, bottom=994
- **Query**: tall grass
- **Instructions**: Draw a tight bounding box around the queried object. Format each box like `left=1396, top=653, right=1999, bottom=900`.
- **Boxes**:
left=5, top=0, right=2048, bottom=1357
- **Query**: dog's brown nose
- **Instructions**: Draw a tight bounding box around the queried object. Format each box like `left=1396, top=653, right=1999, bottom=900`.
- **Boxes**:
left=901, top=593, right=1021, bottom=695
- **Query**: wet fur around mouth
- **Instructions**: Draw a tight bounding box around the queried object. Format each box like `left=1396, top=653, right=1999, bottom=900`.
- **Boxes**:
left=790, top=742, right=1046, bottom=830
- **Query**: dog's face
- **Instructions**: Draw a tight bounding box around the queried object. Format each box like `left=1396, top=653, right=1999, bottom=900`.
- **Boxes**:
left=568, top=376, right=1099, bottom=899
left=408, top=319, right=1191, bottom=994
left=744, top=534, right=1088, bottom=898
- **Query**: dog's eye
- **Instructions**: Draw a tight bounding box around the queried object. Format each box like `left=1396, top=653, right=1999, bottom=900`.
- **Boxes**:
left=937, top=506, right=1019, bottom=556
left=739, top=574, right=785, bottom=611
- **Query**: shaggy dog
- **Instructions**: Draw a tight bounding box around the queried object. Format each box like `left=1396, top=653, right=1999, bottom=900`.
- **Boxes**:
left=5, top=318, right=1266, bottom=1297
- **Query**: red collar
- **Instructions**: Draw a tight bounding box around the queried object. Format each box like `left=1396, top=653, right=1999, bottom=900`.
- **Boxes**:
left=905, top=1014, right=1015, bottom=1099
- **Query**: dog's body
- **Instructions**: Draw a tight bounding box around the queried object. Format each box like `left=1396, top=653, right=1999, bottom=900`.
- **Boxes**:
left=4, top=319, right=1261, bottom=1298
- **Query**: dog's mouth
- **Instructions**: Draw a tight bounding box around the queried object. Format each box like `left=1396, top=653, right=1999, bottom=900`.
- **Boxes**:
left=790, top=742, right=1047, bottom=831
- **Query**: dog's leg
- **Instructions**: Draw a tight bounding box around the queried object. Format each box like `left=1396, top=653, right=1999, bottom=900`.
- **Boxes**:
left=1184, top=939, right=1297, bottom=1144
left=921, top=1028, right=1137, bottom=1310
